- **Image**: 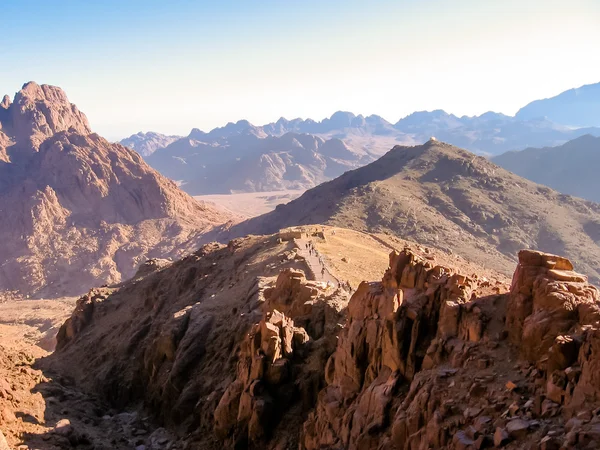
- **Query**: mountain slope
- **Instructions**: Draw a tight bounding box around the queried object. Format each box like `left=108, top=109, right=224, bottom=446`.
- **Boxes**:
left=516, top=81, right=600, bottom=127
left=493, top=134, right=600, bottom=203
left=119, top=131, right=181, bottom=157
left=0, top=82, right=236, bottom=297
left=226, top=139, right=600, bottom=282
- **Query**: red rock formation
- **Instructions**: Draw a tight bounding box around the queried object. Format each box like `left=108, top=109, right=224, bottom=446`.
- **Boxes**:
left=0, top=82, right=237, bottom=296
left=507, top=249, right=599, bottom=361
left=214, top=268, right=345, bottom=447
left=52, top=242, right=600, bottom=449
left=302, top=249, right=600, bottom=449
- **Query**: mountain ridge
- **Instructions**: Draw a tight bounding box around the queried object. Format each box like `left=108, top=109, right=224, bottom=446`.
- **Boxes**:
left=516, top=81, right=600, bottom=127
left=492, top=134, right=600, bottom=203
left=223, top=139, right=600, bottom=283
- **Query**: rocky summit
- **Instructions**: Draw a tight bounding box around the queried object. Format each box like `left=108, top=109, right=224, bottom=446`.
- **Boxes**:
left=35, top=226, right=600, bottom=450
left=0, top=82, right=237, bottom=297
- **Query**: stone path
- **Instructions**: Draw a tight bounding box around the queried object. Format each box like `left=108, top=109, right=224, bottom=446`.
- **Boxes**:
left=296, top=237, right=338, bottom=285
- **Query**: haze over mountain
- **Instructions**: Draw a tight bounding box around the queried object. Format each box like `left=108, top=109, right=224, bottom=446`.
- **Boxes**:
left=121, top=81, right=600, bottom=158
left=516, top=81, right=600, bottom=127
left=145, top=127, right=392, bottom=195
left=0, top=82, right=235, bottom=297
left=119, top=131, right=181, bottom=157
left=226, top=139, right=600, bottom=283
left=493, top=134, right=600, bottom=203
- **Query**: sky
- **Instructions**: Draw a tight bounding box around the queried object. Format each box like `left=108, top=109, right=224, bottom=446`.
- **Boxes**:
left=1, top=0, right=599, bottom=140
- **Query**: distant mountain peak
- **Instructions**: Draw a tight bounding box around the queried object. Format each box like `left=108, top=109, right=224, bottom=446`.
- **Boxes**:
left=1, top=95, right=10, bottom=109
left=516, top=81, right=600, bottom=127
left=188, top=128, right=206, bottom=139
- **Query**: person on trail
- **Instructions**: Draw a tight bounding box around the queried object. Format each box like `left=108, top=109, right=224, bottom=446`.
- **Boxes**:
left=321, top=267, right=325, bottom=276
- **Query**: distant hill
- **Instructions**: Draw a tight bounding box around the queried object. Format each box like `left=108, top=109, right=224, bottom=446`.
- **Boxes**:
left=119, top=131, right=181, bottom=157
left=493, top=134, right=600, bottom=203
left=516, top=82, right=600, bottom=127
left=226, top=139, right=600, bottom=283
left=0, top=82, right=236, bottom=297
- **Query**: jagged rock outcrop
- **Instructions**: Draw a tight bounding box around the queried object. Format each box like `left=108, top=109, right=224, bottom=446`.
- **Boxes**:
left=50, top=236, right=600, bottom=449
left=214, top=268, right=346, bottom=447
left=300, top=249, right=600, bottom=450
left=507, top=249, right=599, bottom=361
left=0, top=82, right=236, bottom=296
left=302, top=249, right=503, bottom=449
left=50, top=236, right=349, bottom=449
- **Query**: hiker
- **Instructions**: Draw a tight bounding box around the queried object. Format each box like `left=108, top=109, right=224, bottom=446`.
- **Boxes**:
left=321, top=267, right=325, bottom=276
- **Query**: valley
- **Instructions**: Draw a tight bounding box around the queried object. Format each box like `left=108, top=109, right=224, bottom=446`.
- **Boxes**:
left=194, top=190, right=304, bottom=218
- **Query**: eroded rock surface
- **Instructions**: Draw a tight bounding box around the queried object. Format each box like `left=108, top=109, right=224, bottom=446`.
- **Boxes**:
left=50, top=241, right=600, bottom=449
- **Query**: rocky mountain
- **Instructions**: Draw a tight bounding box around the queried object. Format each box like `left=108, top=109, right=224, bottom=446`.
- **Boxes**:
left=0, top=82, right=236, bottom=297
left=226, top=139, right=600, bottom=283
left=44, top=224, right=600, bottom=449
left=492, top=135, right=600, bottom=203
left=119, top=131, right=181, bottom=157
left=262, top=111, right=398, bottom=137
left=146, top=130, right=377, bottom=195
left=516, top=81, right=600, bottom=127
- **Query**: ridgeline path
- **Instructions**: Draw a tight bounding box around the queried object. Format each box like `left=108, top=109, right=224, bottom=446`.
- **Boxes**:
left=296, top=237, right=338, bottom=285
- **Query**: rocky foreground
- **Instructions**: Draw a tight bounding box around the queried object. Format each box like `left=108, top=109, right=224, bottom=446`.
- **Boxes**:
left=4, top=228, right=592, bottom=449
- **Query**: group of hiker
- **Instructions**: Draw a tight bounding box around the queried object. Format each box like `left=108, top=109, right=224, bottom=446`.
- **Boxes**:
left=305, top=241, right=327, bottom=276
left=299, top=228, right=353, bottom=292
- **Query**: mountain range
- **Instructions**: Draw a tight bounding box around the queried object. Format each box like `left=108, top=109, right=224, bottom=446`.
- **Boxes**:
left=121, top=82, right=600, bottom=196
left=119, top=131, right=181, bottom=157
left=0, top=82, right=235, bottom=297
left=145, top=129, right=384, bottom=195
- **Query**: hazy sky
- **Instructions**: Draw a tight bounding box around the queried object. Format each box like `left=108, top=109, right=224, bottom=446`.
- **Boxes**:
left=1, top=0, right=599, bottom=139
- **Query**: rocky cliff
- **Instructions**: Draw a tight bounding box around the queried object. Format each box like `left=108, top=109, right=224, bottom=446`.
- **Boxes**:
left=0, top=82, right=236, bottom=297
left=48, top=227, right=600, bottom=449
